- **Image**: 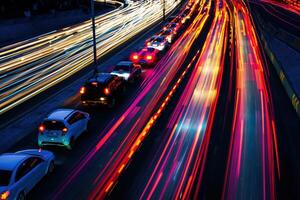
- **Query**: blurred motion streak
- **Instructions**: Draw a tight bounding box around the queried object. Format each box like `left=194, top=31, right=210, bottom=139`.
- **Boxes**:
left=138, top=1, right=228, bottom=199
left=0, top=0, right=179, bottom=114
left=49, top=1, right=209, bottom=199
left=223, top=1, right=279, bottom=200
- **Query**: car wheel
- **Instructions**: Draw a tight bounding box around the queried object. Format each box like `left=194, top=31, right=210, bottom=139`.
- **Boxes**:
left=47, top=161, right=55, bottom=174
left=17, top=192, right=26, bottom=200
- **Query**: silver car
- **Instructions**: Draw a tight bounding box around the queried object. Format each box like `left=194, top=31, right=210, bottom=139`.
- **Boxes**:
left=0, top=149, right=55, bottom=200
left=38, top=109, right=90, bottom=149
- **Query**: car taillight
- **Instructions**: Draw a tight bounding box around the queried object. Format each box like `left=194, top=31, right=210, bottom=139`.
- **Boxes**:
left=163, top=27, right=167, bottom=30
left=131, top=54, right=139, bottom=61
left=146, top=42, right=151, bottom=46
left=104, top=88, right=110, bottom=95
left=0, top=191, right=10, bottom=200
left=62, top=128, right=68, bottom=135
left=80, top=86, right=85, bottom=94
left=39, top=125, right=45, bottom=134
left=146, top=55, right=153, bottom=61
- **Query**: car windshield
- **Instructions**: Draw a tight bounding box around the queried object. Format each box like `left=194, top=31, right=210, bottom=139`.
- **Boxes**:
left=140, top=51, right=150, bottom=57
left=115, top=65, right=130, bottom=71
left=43, top=120, right=65, bottom=130
left=0, top=170, right=12, bottom=186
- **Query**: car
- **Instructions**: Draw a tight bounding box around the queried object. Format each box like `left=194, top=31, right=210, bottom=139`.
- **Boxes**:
left=38, top=109, right=90, bottom=149
left=0, top=149, right=55, bottom=200
left=130, top=47, right=162, bottom=67
left=145, top=35, right=169, bottom=51
left=160, top=29, right=177, bottom=44
left=110, top=61, right=142, bottom=82
left=80, top=73, right=126, bottom=107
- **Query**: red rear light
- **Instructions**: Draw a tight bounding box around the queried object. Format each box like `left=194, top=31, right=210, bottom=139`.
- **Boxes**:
left=39, top=125, right=45, bottom=134
left=131, top=54, right=139, bottom=61
left=62, top=128, right=68, bottom=135
left=104, top=88, right=110, bottom=95
left=80, top=86, right=85, bottom=94
left=1, top=191, right=10, bottom=200
left=146, top=55, right=153, bottom=61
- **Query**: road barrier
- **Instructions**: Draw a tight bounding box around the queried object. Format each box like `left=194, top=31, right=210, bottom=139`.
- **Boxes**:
left=255, top=14, right=300, bottom=117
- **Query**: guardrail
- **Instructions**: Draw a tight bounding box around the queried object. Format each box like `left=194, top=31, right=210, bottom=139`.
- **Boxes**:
left=255, top=13, right=300, bottom=117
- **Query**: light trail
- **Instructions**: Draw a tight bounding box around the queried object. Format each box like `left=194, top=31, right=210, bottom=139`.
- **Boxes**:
left=47, top=1, right=209, bottom=199
left=138, top=1, right=229, bottom=198
left=223, top=1, right=280, bottom=200
left=0, top=0, right=180, bottom=115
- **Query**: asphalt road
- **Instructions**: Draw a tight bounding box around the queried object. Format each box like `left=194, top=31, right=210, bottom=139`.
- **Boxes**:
left=1, top=1, right=203, bottom=199
left=0, top=0, right=299, bottom=200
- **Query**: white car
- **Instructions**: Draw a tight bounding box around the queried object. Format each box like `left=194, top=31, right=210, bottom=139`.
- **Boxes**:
left=0, top=149, right=55, bottom=200
left=38, top=109, right=90, bottom=149
left=110, top=61, right=142, bottom=82
left=146, top=36, right=169, bottom=51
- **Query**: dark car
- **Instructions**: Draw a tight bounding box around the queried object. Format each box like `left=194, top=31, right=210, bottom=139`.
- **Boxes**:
left=80, top=73, right=126, bottom=107
left=110, top=61, right=142, bottom=82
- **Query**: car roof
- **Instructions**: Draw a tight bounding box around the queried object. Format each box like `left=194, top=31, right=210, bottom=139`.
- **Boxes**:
left=153, top=36, right=165, bottom=40
left=0, top=154, right=29, bottom=171
left=47, top=109, right=75, bottom=121
left=88, top=73, right=115, bottom=83
left=117, top=61, right=132, bottom=66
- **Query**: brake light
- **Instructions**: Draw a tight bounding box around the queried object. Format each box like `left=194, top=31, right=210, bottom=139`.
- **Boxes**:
left=163, top=27, right=167, bottom=30
left=0, top=191, right=10, bottom=200
left=147, top=42, right=151, bottom=46
left=80, top=86, right=85, bottom=94
left=146, top=55, right=153, bottom=61
left=104, top=88, right=110, bottom=95
left=39, top=125, right=45, bottom=133
left=62, top=128, right=68, bottom=134
left=131, top=54, right=139, bottom=61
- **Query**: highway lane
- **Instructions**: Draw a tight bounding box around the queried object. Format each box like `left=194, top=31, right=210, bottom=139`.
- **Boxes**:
left=223, top=1, right=279, bottom=199
left=249, top=1, right=300, bottom=199
left=110, top=0, right=229, bottom=198
left=84, top=1, right=210, bottom=198
left=0, top=1, right=208, bottom=199
left=0, top=0, right=180, bottom=115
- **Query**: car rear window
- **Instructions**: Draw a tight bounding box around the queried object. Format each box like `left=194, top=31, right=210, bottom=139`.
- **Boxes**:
left=0, top=170, right=12, bottom=186
left=43, top=120, right=65, bottom=130
left=115, top=65, right=130, bottom=71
